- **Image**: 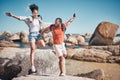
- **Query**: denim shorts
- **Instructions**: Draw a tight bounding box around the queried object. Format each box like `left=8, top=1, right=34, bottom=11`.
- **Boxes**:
left=29, top=32, right=42, bottom=42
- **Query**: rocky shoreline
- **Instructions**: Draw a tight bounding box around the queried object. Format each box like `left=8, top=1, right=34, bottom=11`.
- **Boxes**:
left=0, top=47, right=120, bottom=80
left=0, top=21, right=120, bottom=80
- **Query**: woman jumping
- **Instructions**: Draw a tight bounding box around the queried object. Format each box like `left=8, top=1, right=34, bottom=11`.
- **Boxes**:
left=6, top=4, right=45, bottom=74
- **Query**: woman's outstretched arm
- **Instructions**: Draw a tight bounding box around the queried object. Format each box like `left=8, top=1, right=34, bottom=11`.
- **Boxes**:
left=6, top=12, right=20, bottom=20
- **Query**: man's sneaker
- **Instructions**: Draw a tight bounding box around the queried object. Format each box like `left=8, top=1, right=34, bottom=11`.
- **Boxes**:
left=59, top=73, right=66, bottom=76
left=28, top=69, right=37, bottom=75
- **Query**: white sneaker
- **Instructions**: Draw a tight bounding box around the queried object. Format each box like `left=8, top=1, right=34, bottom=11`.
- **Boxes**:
left=59, top=73, right=66, bottom=76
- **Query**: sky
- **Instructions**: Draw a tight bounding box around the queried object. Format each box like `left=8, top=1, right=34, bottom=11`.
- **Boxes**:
left=0, top=0, right=120, bottom=34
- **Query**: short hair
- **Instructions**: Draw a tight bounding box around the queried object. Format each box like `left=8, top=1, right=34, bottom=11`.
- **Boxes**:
left=29, top=4, right=38, bottom=13
left=55, top=18, right=62, bottom=23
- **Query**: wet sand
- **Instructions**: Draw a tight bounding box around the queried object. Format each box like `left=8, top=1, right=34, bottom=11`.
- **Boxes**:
left=66, top=59, right=120, bottom=80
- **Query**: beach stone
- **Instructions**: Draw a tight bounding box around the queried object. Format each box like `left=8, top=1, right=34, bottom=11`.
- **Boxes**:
left=0, top=40, right=19, bottom=47
left=0, top=32, right=3, bottom=36
left=65, top=35, right=87, bottom=46
left=2, top=31, right=12, bottom=37
left=84, top=33, right=92, bottom=39
left=76, top=69, right=104, bottom=80
left=66, top=35, right=78, bottom=45
left=20, top=30, right=29, bottom=44
left=113, top=37, right=120, bottom=45
left=0, top=47, right=59, bottom=80
left=89, top=21, right=119, bottom=45
left=9, top=32, right=20, bottom=41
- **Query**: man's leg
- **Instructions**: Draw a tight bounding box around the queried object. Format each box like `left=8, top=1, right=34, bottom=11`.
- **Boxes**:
left=59, top=56, right=66, bottom=76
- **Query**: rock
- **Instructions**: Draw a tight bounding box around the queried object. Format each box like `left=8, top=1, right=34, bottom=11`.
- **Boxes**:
left=78, top=41, right=88, bottom=46
left=0, top=35, right=7, bottom=40
left=3, top=31, right=12, bottom=37
left=67, top=48, right=112, bottom=63
left=113, top=37, right=120, bottom=45
left=65, top=35, right=87, bottom=46
left=9, top=32, right=20, bottom=41
left=89, top=21, right=119, bottom=45
left=66, top=35, right=78, bottom=45
left=0, top=47, right=59, bottom=80
left=20, top=30, right=29, bottom=44
left=84, top=33, right=92, bottom=39
left=0, top=31, right=12, bottom=41
left=87, top=45, right=120, bottom=56
left=67, top=49, right=77, bottom=58
left=13, top=75, right=94, bottom=80
left=0, top=32, right=3, bottom=36
left=65, top=42, right=76, bottom=48
left=106, top=56, right=120, bottom=63
left=76, top=69, right=104, bottom=80
left=0, top=40, right=19, bottom=47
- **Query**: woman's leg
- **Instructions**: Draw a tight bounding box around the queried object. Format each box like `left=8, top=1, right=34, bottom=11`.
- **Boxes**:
left=36, top=39, right=45, bottom=48
left=30, top=42, right=36, bottom=72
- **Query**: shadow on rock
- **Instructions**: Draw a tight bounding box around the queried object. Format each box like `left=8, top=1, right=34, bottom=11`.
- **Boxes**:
left=75, top=69, right=104, bottom=80
left=0, top=58, right=22, bottom=80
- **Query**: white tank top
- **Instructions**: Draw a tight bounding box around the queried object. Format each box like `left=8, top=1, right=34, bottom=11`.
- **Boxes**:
left=19, top=16, right=42, bottom=32
left=29, top=19, right=40, bottom=32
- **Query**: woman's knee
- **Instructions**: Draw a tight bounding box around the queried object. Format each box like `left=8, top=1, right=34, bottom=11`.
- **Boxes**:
left=30, top=47, right=35, bottom=53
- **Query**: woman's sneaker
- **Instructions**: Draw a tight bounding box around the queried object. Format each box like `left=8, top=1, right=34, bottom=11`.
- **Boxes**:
left=28, top=69, right=37, bottom=75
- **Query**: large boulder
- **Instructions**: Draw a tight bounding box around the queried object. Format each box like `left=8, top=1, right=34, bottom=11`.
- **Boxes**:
left=13, top=75, right=94, bottom=80
left=20, top=30, right=29, bottom=44
left=67, top=48, right=112, bottom=63
left=87, top=45, right=120, bottom=56
left=0, top=47, right=59, bottom=80
left=89, top=21, right=119, bottom=45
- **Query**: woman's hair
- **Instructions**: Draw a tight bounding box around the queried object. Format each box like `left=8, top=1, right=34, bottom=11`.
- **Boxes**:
left=29, top=4, right=38, bottom=13
left=55, top=18, right=62, bottom=23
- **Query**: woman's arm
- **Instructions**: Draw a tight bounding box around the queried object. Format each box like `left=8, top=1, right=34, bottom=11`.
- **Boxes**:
left=64, top=13, right=76, bottom=27
left=6, top=12, right=20, bottom=20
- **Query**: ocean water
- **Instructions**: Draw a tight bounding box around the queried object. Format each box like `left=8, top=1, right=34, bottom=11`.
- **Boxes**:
left=13, top=38, right=90, bottom=49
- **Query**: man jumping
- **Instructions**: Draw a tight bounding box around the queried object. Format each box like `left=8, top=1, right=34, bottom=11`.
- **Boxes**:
left=41, top=13, right=76, bottom=76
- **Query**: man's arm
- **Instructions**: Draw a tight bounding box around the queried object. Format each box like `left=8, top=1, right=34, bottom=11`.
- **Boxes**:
left=6, top=12, right=20, bottom=20
left=64, top=13, right=76, bottom=27
left=41, top=26, right=51, bottom=35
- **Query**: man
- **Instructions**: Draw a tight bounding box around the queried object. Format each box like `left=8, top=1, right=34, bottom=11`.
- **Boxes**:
left=41, top=13, right=76, bottom=76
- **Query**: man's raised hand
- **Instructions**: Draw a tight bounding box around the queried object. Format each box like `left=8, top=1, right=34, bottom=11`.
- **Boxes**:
left=73, top=13, right=76, bottom=17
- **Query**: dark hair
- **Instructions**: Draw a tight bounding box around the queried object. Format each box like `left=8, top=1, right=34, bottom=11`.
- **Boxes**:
left=29, top=4, right=38, bottom=13
left=55, top=18, right=62, bottom=23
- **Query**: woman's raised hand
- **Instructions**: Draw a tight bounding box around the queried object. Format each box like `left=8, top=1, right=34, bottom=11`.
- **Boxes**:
left=6, top=12, right=13, bottom=17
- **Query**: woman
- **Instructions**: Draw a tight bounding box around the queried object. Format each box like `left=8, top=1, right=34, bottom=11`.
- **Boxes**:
left=6, top=4, right=45, bottom=74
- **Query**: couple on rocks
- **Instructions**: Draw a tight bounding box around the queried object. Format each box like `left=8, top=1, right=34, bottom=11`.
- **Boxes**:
left=6, top=4, right=76, bottom=76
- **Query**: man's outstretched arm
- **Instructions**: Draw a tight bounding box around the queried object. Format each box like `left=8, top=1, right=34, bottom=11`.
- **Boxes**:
left=64, top=13, right=76, bottom=27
